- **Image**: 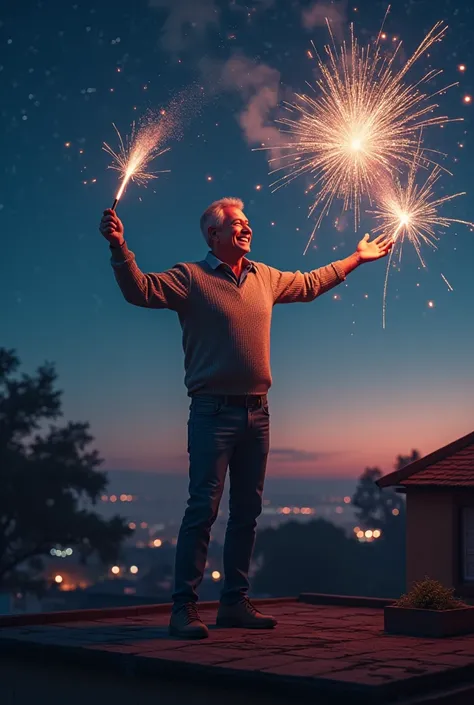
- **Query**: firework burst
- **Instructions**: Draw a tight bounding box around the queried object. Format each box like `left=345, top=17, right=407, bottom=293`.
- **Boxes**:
left=368, top=147, right=474, bottom=327
left=103, top=115, right=171, bottom=210
left=268, top=16, right=461, bottom=254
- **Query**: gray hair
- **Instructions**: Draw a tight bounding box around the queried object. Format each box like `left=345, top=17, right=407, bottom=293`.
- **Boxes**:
left=199, top=197, right=244, bottom=247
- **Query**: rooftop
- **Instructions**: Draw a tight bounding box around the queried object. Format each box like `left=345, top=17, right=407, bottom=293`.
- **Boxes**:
left=3, top=594, right=474, bottom=704
left=376, top=430, right=474, bottom=488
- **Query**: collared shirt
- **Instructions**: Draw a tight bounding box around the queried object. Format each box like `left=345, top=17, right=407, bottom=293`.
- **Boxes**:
left=205, top=250, right=256, bottom=287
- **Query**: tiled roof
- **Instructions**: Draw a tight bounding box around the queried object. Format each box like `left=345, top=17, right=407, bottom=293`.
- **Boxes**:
left=376, top=430, right=474, bottom=488
left=2, top=596, right=474, bottom=704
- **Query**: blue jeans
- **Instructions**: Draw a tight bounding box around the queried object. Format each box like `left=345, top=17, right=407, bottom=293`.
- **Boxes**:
left=172, top=395, right=270, bottom=607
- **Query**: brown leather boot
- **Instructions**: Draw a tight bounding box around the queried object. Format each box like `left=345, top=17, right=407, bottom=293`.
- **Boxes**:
left=169, top=603, right=209, bottom=639
left=216, top=597, right=277, bottom=629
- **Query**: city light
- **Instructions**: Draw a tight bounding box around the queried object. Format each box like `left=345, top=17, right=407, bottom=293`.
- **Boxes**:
left=50, top=547, right=73, bottom=558
left=276, top=505, right=315, bottom=515
left=111, top=565, right=120, bottom=575
left=153, top=538, right=162, bottom=547
left=354, top=526, right=383, bottom=541
left=392, top=508, right=400, bottom=516
left=130, top=565, right=139, bottom=574
left=211, top=570, right=221, bottom=581
left=54, top=575, right=63, bottom=584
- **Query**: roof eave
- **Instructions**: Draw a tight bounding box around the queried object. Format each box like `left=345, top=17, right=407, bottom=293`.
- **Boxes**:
left=375, top=430, right=474, bottom=489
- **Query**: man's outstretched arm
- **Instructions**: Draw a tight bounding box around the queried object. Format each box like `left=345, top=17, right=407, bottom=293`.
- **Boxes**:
left=268, top=232, right=393, bottom=305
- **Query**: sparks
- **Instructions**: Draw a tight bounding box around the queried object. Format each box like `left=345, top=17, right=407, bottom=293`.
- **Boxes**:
left=265, top=15, right=461, bottom=254
left=440, top=273, right=454, bottom=291
left=368, top=145, right=474, bottom=327
left=103, top=87, right=203, bottom=210
left=103, top=116, right=170, bottom=210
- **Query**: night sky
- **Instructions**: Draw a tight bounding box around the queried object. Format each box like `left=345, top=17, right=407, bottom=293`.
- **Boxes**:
left=2, top=0, right=473, bottom=479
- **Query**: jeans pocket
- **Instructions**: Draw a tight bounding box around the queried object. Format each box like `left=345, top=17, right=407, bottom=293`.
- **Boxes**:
left=191, top=396, right=222, bottom=416
left=262, top=403, right=270, bottom=417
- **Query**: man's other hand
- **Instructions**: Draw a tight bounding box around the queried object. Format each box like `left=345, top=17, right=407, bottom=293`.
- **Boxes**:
left=356, top=233, right=393, bottom=262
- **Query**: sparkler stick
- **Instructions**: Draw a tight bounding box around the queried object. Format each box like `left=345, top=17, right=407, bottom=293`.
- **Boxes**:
left=265, top=16, right=461, bottom=253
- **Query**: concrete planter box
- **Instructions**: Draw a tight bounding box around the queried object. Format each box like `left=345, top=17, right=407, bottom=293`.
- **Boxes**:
left=384, top=605, right=474, bottom=638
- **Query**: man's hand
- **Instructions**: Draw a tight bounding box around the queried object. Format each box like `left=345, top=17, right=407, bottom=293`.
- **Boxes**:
left=356, top=233, right=393, bottom=263
left=99, top=209, right=124, bottom=246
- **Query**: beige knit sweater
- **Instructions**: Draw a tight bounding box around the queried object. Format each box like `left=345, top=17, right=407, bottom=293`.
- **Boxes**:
left=110, top=242, right=346, bottom=396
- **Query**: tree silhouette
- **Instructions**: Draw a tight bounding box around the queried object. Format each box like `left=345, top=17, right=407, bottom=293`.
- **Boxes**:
left=253, top=518, right=368, bottom=597
left=351, top=449, right=420, bottom=531
left=395, top=450, right=420, bottom=471
left=0, top=348, right=133, bottom=594
left=252, top=517, right=403, bottom=598
left=253, top=451, right=421, bottom=599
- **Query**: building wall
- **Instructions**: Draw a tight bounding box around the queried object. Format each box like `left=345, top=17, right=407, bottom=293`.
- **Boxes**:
left=406, top=489, right=456, bottom=590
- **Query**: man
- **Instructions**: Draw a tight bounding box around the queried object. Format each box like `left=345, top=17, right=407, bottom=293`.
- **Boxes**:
left=99, top=197, right=392, bottom=639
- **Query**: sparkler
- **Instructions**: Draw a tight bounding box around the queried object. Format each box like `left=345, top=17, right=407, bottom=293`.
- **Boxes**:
left=267, top=14, right=461, bottom=254
left=103, top=114, right=171, bottom=211
left=368, top=146, right=474, bottom=328
left=103, top=84, right=204, bottom=210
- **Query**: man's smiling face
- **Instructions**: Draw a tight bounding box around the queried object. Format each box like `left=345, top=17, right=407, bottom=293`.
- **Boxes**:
left=210, top=206, right=253, bottom=256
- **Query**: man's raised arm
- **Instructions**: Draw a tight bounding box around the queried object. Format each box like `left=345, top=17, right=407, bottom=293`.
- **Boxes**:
left=100, top=209, right=191, bottom=311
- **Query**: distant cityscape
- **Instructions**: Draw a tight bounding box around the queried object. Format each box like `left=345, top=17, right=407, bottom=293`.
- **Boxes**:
left=2, top=472, right=403, bottom=615
left=1, top=472, right=406, bottom=611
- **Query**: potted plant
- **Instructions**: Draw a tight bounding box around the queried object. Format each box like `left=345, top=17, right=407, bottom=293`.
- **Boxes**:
left=384, top=576, right=474, bottom=638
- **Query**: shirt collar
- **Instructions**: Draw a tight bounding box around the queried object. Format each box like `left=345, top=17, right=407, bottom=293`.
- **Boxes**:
left=205, top=251, right=256, bottom=272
